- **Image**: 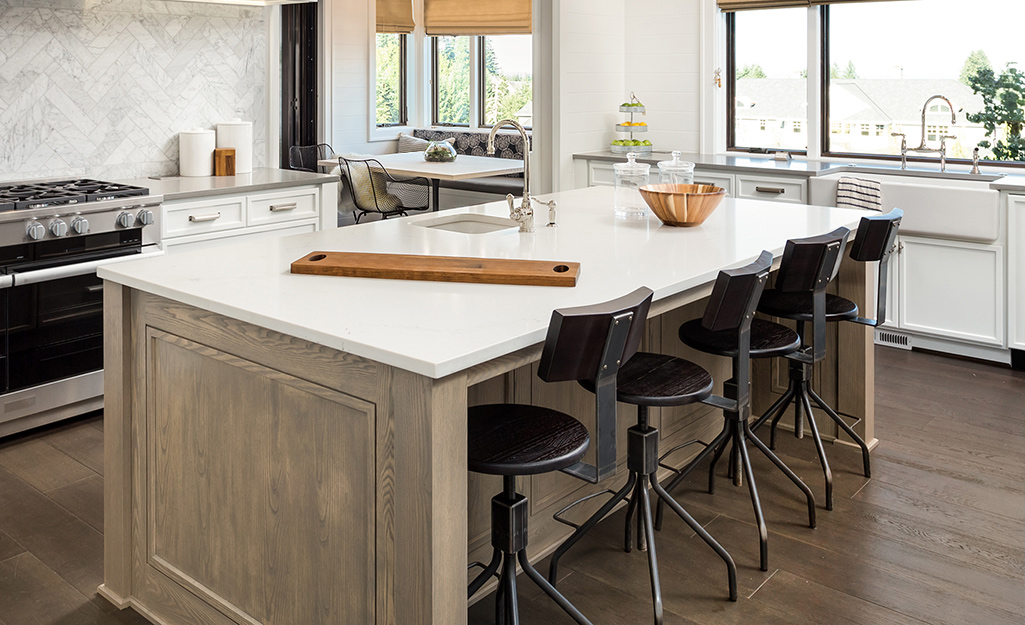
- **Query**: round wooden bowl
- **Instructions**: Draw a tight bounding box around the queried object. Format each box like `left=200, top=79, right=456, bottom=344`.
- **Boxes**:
left=639, top=183, right=726, bottom=227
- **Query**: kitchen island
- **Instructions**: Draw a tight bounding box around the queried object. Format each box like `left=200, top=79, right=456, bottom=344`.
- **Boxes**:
left=98, top=185, right=874, bottom=625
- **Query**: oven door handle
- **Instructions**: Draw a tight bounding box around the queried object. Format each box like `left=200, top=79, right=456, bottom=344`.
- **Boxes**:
left=0, top=249, right=166, bottom=289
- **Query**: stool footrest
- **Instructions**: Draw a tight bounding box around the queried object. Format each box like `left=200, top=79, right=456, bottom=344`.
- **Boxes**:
left=467, top=560, right=500, bottom=578
left=552, top=488, right=618, bottom=530
left=657, top=438, right=712, bottom=475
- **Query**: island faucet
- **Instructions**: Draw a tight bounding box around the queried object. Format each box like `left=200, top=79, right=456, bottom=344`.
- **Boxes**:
left=487, top=119, right=533, bottom=232
left=894, top=95, right=958, bottom=170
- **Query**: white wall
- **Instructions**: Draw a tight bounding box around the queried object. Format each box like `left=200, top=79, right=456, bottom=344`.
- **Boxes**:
left=624, top=0, right=703, bottom=154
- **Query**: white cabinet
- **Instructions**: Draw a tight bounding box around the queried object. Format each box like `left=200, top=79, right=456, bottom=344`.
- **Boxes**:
left=692, top=170, right=735, bottom=197
left=1009, top=195, right=1025, bottom=351
left=162, top=186, right=323, bottom=252
left=735, top=174, right=807, bottom=204
left=894, top=235, right=1004, bottom=347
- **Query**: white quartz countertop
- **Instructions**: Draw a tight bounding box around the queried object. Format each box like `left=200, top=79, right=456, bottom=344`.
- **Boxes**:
left=116, top=168, right=337, bottom=202
left=98, top=186, right=867, bottom=378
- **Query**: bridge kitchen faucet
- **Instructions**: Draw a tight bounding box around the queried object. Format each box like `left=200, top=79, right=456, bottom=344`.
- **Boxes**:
left=891, top=95, right=958, bottom=172
left=487, top=119, right=534, bottom=232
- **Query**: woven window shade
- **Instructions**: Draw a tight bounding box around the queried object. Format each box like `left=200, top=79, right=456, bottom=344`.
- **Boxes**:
left=719, top=0, right=893, bottom=10
left=424, top=0, right=532, bottom=36
left=377, top=0, right=414, bottom=34
left=718, top=0, right=809, bottom=11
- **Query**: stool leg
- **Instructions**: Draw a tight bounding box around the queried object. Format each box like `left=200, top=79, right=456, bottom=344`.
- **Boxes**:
left=548, top=472, right=637, bottom=586
left=707, top=429, right=731, bottom=495
left=636, top=481, right=664, bottom=625
left=624, top=487, right=639, bottom=553
left=650, top=475, right=738, bottom=602
left=496, top=577, right=505, bottom=625
left=808, top=386, right=872, bottom=478
left=751, top=385, right=794, bottom=434
left=520, top=552, right=594, bottom=625
left=800, top=386, right=833, bottom=511
left=766, top=385, right=797, bottom=450
left=635, top=479, right=648, bottom=552
left=735, top=421, right=769, bottom=572
left=502, top=555, right=520, bottom=625
left=654, top=419, right=731, bottom=531
left=743, top=420, right=817, bottom=529
left=469, top=548, right=503, bottom=598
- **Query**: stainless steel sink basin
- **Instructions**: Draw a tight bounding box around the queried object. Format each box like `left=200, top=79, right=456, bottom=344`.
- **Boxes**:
left=412, top=213, right=519, bottom=234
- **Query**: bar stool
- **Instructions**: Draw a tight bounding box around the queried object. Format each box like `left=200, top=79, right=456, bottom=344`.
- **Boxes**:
left=549, top=252, right=787, bottom=622
left=467, top=287, right=654, bottom=625
left=752, top=210, right=901, bottom=509
left=657, top=243, right=838, bottom=571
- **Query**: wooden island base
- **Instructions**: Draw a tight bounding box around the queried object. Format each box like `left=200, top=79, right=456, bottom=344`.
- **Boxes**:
left=101, top=260, right=872, bottom=625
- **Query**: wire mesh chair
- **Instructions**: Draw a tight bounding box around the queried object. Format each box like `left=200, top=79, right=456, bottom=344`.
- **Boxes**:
left=288, top=144, right=334, bottom=172
left=338, top=156, right=431, bottom=223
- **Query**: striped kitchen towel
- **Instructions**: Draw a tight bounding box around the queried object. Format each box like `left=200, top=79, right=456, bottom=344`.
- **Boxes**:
left=836, top=176, right=882, bottom=211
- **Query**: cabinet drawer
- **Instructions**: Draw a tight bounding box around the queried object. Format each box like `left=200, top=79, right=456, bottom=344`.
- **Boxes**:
left=248, top=189, right=319, bottom=226
left=736, top=175, right=807, bottom=204
left=164, top=221, right=318, bottom=254
left=164, top=197, right=245, bottom=238
left=692, top=171, right=734, bottom=197
left=589, top=162, right=616, bottom=187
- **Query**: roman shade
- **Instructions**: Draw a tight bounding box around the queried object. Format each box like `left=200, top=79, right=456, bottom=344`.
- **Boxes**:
left=424, top=0, right=531, bottom=36
left=719, top=0, right=894, bottom=10
left=377, top=0, right=414, bottom=34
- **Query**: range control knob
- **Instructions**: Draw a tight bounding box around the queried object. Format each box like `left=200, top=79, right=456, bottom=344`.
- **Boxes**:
left=49, top=219, right=69, bottom=237
left=136, top=209, right=155, bottom=226
left=71, top=216, right=89, bottom=235
left=116, top=212, right=135, bottom=228
left=26, top=221, right=46, bottom=241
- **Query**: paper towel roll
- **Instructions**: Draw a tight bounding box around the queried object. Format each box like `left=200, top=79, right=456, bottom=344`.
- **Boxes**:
left=179, top=128, right=215, bottom=177
left=217, top=119, right=253, bottom=174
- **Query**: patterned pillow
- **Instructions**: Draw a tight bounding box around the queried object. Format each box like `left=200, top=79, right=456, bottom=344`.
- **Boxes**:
left=397, top=132, right=454, bottom=154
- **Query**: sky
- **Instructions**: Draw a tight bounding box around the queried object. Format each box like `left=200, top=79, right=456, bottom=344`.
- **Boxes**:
left=488, top=35, right=532, bottom=76
left=735, top=0, right=1021, bottom=80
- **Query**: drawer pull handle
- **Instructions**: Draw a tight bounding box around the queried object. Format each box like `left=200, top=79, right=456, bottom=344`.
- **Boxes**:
left=696, top=181, right=714, bottom=187
left=188, top=212, right=221, bottom=223
left=755, top=186, right=786, bottom=195
left=270, top=203, right=297, bottom=212
left=86, top=285, right=104, bottom=293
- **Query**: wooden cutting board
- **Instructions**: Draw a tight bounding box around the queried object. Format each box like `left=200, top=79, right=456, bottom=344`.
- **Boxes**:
left=290, top=251, right=580, bottom=287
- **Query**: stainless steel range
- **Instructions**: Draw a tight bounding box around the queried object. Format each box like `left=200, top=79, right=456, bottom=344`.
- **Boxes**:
left=0, top=178, right=162, bottom=436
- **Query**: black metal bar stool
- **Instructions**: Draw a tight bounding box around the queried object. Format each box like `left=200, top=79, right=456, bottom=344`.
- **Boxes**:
left=656, top=248, right=826, bottom=572
left=467, top=287, right=654, bottom=625
left=544, top=259, right=788, bottom=623
left=752, top=210, right=902, bottom=509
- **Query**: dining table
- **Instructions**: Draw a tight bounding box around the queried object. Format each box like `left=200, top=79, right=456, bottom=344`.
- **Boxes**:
left=319, top=151, right=525, bottom=211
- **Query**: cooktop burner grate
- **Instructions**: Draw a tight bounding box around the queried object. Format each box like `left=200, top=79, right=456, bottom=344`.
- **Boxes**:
left=0, top=179, right=150, bottom=211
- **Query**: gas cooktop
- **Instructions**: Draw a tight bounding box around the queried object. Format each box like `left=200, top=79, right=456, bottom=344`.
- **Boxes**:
left=0, top=179, right=150, bottom=211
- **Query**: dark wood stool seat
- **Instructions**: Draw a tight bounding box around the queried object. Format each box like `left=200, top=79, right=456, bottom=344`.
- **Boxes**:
left=757, top=289, right=858, bottom=322
left=678, top=318, right=800, bottom=359
left=579, top=351, right=713, bottom=407
left=468, top=405, right=589, bottom=476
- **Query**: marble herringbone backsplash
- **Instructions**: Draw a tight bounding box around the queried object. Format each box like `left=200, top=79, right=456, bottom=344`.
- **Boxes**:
left=0, top=0, right=267, bottom=182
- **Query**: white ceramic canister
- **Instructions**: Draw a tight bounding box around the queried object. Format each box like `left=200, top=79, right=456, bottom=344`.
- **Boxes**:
left=179, top=128, right=216, bottom=177
left=216, top=118, right=253, bottom=174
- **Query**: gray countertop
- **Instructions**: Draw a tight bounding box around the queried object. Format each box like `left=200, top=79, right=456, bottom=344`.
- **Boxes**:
left=573, top=150, right=1025, bottom=192
left=116, top=168, right=337, bottom=202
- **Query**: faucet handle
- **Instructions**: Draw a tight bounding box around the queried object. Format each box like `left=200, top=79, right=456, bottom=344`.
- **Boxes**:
left=531, top=197, right=558, bottom=227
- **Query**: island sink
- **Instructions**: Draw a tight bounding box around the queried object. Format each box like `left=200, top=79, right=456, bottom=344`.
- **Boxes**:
left=412, top=213, right=519, bottom=234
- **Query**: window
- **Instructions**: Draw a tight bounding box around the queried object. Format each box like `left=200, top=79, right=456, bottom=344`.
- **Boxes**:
left=726, top=1, right=1022, bottom=165
left=432, top=36, right=471, bottom=125
left=727, top=8, right=807, bottom=152
left=375, top=33, right=407, bottom=127
left=481, top=35, right=532, bottom=127
left=432, top=35, right=533, bottom=128
left=825, top=0, right=1021, bottom=163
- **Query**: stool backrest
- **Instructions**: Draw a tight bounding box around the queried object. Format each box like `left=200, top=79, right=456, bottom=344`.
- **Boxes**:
left=848, top=208, right=903, bottom=326
left=701, top=250, right=773, bottom=420
left=774, top=226, right=851, bottom=294
left=538, top=286, right=653, bottom=483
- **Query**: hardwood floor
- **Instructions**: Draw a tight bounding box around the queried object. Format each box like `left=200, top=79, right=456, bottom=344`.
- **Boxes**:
left=0, top=347, right=1020, bottom=624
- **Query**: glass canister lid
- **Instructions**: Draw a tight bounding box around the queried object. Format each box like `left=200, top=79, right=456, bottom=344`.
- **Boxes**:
left=613, top=152, right=650, bottom=175
left=657, top=151, right=695, bottom=175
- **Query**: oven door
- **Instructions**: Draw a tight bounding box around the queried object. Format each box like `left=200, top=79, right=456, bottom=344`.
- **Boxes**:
left=0, top=235, right=163, bottom=393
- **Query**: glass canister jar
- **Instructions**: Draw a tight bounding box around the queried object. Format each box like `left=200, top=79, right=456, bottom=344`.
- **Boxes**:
left=657, top=151, right=696, bottom=185
left=614, top=152, right=651, bottom=216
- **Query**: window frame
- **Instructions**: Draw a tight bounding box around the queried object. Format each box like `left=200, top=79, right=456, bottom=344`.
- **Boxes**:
left=431, top=35, right=471, bottom=127
left=375, top=32, right=409, bottom=128
left=725, top=11, right=808, bottom=155
left=726, top=4, right=1022, bottom=167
